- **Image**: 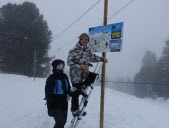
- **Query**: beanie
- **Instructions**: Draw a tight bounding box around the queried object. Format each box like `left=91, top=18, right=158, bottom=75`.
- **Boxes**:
left=52, top=59, right=65, bottom=68
left=78, top=33, right=89, bottom=41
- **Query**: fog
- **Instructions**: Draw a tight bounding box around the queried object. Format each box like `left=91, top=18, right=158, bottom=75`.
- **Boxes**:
left=1, top=0, right=169, bottom=81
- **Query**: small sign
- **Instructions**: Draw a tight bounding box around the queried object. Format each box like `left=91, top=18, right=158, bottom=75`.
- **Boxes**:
left=88, top=22, right=123, bottom=52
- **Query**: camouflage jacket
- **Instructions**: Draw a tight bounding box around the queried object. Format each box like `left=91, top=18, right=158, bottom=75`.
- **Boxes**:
left=67, top=42, right=103, bottom=84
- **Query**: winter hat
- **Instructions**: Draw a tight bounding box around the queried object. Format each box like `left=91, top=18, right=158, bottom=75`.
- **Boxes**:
left=52, top=59, right=65, bottom=68
left=78, top=33, right=89, bottom=41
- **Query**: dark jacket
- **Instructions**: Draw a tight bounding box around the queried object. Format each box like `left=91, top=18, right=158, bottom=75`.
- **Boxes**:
left=45, top=71, right=71, bottom=117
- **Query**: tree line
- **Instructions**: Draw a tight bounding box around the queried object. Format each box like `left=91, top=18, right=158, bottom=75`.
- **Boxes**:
left=134, top=39, right=169, bottom=99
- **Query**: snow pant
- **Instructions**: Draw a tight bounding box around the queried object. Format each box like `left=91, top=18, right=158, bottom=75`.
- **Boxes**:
left=71, top=88, right=81, bottom=112
left=71, top=72, right=98, bottom=112
left=53, top=107, right=68, bottom=128
left=71, top=83, right=88, bottom=112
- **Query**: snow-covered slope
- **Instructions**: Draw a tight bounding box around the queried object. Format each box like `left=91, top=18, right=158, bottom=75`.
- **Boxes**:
left=0, top=73, right=169, bottom=128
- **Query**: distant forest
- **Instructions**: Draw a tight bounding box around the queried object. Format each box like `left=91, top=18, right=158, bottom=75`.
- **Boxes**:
left=134, top=39, right=169, bottom=99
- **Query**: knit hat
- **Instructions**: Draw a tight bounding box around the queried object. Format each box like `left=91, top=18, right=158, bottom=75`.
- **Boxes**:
left=52, top=59, right=65, bottom=73
left=78, top=33, right=89, bottom=41
left=52, top=59, right=65, bottom=68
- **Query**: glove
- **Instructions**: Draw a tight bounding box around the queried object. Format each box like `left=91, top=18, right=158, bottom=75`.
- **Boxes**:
left=70, top=87, right=77, bottom=92
left=46, top=96, right=55, bottom=109
left=101, top=58, right=108, bottom=63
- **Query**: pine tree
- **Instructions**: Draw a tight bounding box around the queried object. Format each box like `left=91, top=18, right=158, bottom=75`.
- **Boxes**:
left=0, top=2, right=52, bottom=77
left=157, top=40, right=169, bottom=98
left=134, top=50, right=158, bottom=98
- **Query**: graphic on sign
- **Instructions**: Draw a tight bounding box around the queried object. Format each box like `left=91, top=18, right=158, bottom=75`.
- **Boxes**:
left=88, top=22, right=123, bottom=52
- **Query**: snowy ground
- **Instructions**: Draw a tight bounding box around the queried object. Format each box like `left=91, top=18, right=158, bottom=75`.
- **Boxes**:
left=0, top=73, right=169, bottom=128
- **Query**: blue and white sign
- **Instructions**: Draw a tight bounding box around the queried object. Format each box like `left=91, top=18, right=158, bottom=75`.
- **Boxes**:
left=88, top=22, right=123, bottom=52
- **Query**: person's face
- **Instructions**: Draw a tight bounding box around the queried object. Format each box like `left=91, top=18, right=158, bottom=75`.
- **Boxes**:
left=80, top=37, right=88, bottom=46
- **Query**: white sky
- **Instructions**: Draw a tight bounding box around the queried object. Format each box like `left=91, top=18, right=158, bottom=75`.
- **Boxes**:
left=1, top=0, right=169, bottom=80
